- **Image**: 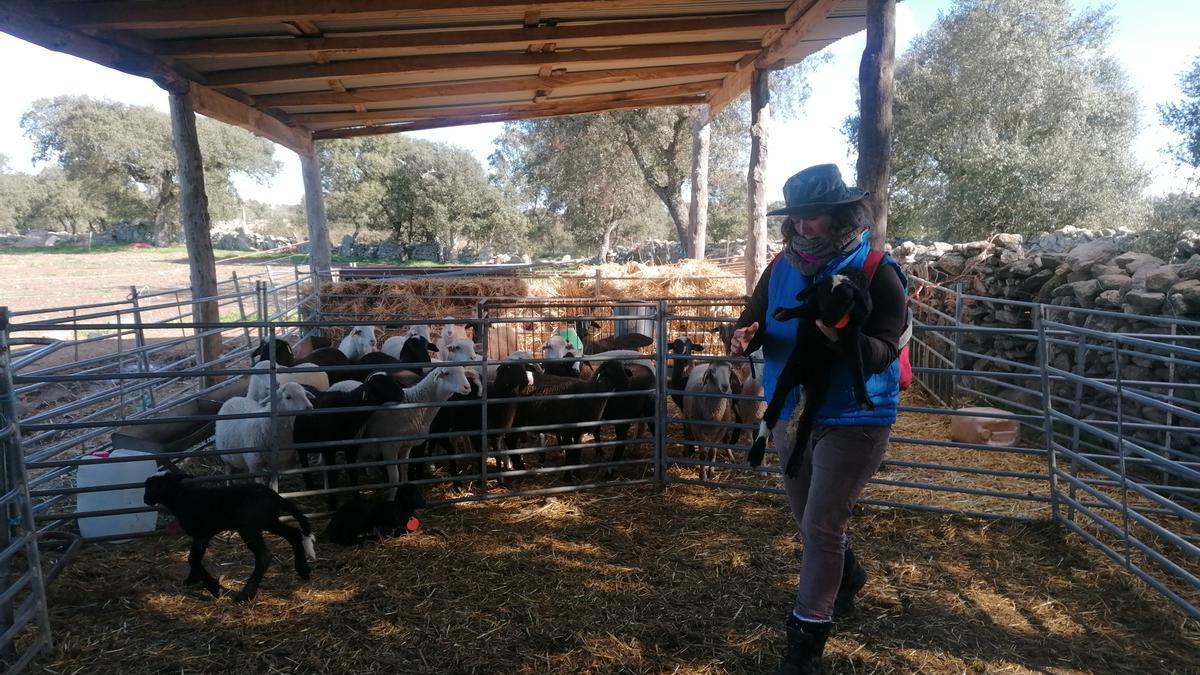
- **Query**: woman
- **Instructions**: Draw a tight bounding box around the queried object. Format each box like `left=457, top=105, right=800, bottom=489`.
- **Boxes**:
left=729, top=164, right=907, bottom=675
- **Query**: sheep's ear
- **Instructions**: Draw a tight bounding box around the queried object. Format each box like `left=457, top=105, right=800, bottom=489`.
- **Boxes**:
left=305, top=389, right=316, bottom=401
left=702, top=368, right=714, bottom=385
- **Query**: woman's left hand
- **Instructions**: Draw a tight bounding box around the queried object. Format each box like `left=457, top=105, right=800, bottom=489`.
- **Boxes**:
left=815, top=319, right=839, bottom=343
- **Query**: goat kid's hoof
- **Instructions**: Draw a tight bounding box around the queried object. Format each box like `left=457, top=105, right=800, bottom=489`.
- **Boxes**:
left=297, top=565, right=312, bottom=581
left=231, top=590, right=256, bottom=604
left=182, top=574, right=202, bottom=587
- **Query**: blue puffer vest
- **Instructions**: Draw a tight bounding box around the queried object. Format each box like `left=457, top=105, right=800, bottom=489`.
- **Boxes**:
left=760, top=233, right=904, bottom=426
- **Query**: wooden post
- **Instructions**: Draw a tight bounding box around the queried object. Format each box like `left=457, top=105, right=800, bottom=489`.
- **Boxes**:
left=745, top=69, right=771, bottom=294
left=689, top=107, right=711, bottom=260
left=857, top=0, right=897, bottom=251
left=168, top=85, right=223, bottom=385
left=301, top=151, right=332, bottom=279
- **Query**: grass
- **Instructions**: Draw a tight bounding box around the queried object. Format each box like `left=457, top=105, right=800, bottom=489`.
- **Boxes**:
left=0, top=244, right=246, bottom=259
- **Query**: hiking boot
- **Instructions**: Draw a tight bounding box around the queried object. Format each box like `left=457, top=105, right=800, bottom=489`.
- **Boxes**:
left=834, top=547, right=867, bottom=618
left=777, top=615, right=831, bottom=675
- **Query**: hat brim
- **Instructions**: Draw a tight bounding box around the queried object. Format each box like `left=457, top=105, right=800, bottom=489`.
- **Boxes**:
left=766, top=190, right=869, bottom=217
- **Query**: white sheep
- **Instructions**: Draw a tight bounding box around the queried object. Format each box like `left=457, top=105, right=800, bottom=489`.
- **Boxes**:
left=682, top=361, right=733, bottom=482
left=216, top=381, right=314, bottom=491
left=358, top=365, right=473, bottom=500
left=435, top=318, right=473, bottom=356
left=246, top=361, right=329, bottom=404
left=338, top=325, right=378, bottom=361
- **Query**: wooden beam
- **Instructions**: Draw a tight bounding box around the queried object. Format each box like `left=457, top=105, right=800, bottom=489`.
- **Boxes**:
left=688, top=106, right=710, bottom=260
left=707, top=0, right=839, bottom=115
left=300, top=153, right=332, bottom=276
left=0, top=1, right=314, bottom=156
left=203, top=41, right=761, bottom=87
left=168, top=87, right=223, bottom=384
left=745, top=69, right=769, bottom=294
left=289, top=79, right=718, bottom=125
left=154, top=12, right=786, bottom=59
left=189, top=86, right=313, bottom=156
left=857, top=0, right=895, bottom=250
left=253, top=63, right=735, bottom=107
left=312, top=93, right=705, bottom=139
left=55, top=0, right=736, bottom=30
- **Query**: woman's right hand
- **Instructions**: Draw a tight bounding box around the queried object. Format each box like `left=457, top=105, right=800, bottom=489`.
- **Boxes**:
left=729, top=321, right=759, bottom=356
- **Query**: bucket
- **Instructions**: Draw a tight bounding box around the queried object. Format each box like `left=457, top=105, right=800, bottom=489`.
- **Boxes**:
left=76, top=449, right=160, bottom=542
left=949, top=407, right=1019, bottom=447
left=613, top=302, right=656, bottom=341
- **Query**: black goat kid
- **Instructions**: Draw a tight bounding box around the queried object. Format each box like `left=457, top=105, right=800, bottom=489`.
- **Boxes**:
left=325, top=484, right=426, bottom=545
left=143, top=472, right=316, bottom=603
left=747, top=270, right=873, bottom=474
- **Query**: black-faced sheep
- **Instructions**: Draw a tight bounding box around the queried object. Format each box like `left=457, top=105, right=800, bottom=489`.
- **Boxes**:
left=325, top=483, right=426, bottom=546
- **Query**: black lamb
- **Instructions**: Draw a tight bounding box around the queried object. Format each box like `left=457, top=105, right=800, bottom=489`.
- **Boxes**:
left=143, top=472, right=316, bottom=603
left=325, top=484, right=426, bottom=546
left=747, top=269, right=874, bottom=475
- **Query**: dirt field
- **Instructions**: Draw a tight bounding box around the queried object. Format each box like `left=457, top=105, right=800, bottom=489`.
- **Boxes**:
left=0, top=246, right=277, bottom=319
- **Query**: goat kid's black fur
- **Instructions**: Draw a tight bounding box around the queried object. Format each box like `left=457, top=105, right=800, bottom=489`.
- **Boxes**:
left=143, top=472, right=316, bottom=603
left=325, top=484, right=426, bottom=546
left=747, top=270, right=873, bottom=475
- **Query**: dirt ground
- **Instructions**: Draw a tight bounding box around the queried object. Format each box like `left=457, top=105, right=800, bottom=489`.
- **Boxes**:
left=0, top=246, right=276, bottom=320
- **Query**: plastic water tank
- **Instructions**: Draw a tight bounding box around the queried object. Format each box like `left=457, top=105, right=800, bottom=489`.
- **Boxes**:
left=76, top=449, right=160, bottom=542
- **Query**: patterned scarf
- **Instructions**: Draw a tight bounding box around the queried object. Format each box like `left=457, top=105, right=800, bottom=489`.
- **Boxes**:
left=782, top=220, right=866, bottom=276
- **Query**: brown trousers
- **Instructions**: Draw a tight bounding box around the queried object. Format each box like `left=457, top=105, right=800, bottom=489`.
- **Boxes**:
left=773, top=421, right=891, bottom=621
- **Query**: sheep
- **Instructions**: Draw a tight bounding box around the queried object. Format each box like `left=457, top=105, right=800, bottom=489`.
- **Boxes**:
left=425, top=360, right=531, bottom=481
left=595, top=356, right=656, bottom=472
left=216, top=381, right=314, bottom=491
left=380, top=325, right=432, bottom=359
left=509, top=359, right=629, bottom=480
left=682, top=360, right=733, bottom=482
left=291, top=372, right=408, bottom=508
left=541, top=335, right=581, bottom=377
left=325, top=483, right=425, bottom=546
left=666, top=336, right=706, bottom=414
left=750, top=270, right=874, bottom=475
left=251, top=338, right=295, bottom=367
left=358, top=365, right=474, bottom=500
left=574, top=319, right=653, bottom=354
left=728, top=351, right=765, bottom=448
left=295, top=347, right=355, bottom=384
left=246, top=361, right=330, bottom=405
left=338, top=325, right=378, bottom=361
left=435, top=318, right=473, bottom=356
left=354, top=335, right=437, bottom=383
left=143, top=472, right=316, bottom=604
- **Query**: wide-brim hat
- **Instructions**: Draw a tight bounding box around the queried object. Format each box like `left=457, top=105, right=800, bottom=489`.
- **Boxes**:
left=766, top=163, right=868, bottom=218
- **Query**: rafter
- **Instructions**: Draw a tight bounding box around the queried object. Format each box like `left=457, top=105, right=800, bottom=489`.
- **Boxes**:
left=290, top=79, right=717, bottom=125
left=252, top=62, right=735, bottom=107
left=312, top=93, right=705, bottom=139
left=204, top=41, right=760, bottom=87
left=154, top=12, right=785, bottom=59
left=54, top=0, right=725, bottom=30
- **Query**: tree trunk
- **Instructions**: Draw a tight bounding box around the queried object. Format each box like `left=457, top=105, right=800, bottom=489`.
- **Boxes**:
left=301, top=152, right=332, bottom=278
left=857, top=0, right=897, bottom=251
left=689, top=108, right=711, bottom=260
left=151, top=169, right=176, bottom=245
left=746, top=69, right=771, bottom=294
left=168, top=86, right=222, bottom=385
left=598, top=215, right=620, bottom=265
left=618, top=119, right=690, bottom=255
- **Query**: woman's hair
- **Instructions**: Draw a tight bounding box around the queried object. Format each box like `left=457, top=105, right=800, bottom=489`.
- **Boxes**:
left=829, top=201, right=873, bottom=235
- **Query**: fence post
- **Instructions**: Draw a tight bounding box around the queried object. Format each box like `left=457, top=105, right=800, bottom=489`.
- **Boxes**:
left=128, top=286, right=156, bottom=411
left=255, top=281, right=268, bottom=346
left=231, top=272, right=253, bottom=354
left=654, top=300, right=669, bottom=490
left=265, top=324, right=280, bottom=491
left=476, top=301, right=489, bottom=491
left=1035, top=305, right=1060, bottom=523
left=951, top=281, right=963, bottom=407
left=1111, top=336, right=1133, bottom=569
left=0, top=308, right=54, bottom=660
left=1067, top=329, right=1087, bottom=523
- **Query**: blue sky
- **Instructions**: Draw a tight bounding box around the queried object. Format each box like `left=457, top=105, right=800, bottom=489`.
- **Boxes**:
left=0, top=0, right=1195, bottom=206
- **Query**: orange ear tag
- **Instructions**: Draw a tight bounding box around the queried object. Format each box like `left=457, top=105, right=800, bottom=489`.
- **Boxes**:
left=406, top=517, right=420, bottom=533
left=833, top=314, right=851, bottom=330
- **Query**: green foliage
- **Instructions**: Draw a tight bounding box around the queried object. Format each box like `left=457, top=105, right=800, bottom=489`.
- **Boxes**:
left=1160, top=56, right=1200, bottom=172
left=19, top=95, right=278, bottom=241
left=319, top=135, right=527, bottom=255
left=1129, top=192, right=1200, bottom=259
left=877, top=0, right=1146, bottom=241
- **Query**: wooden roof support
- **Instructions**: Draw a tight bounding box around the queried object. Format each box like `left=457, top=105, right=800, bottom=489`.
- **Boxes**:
left=857, top=0, right=895, bottom=250
left=153, top=12, right=785, bottom=59
left=688, top=106, right=710, bottom=260
left=289, top=79, right=718, bottom=125
left=54, top=0, right=729, bottom=30
left=312, top=93, right=705, bottom=139
left=205, top=40, right=761, bottom=87
left=708, top=0, right=839, bottom=115
left=301, top=153, right=332, bottom=277
left=0, top=0, right=314, bottom=156
left=745, top=69, right=769, bottom=294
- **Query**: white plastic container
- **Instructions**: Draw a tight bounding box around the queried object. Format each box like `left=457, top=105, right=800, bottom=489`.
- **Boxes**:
left=76, top=449, right=160, bottom=542
left=950, top=407, right=1020, bottom=447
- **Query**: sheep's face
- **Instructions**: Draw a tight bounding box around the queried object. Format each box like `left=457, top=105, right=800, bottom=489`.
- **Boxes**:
left=542, top=335, right=569, bottom=359
left=434, top=365, right=473, bottom=396
left=276, top=382, right=315, bottom=411
left=668, top=336, right=704, bottom=355
left=703, top=363, right=733, bottom=395
left=143, top=472, right=187, bottom=506
left=405, top=325, right=431, bottom=341
left=352, top=326, right=378, bottom=351
left=252, top=338, right=293, bottom=366
left=444, top=338, right=481, bottom=363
